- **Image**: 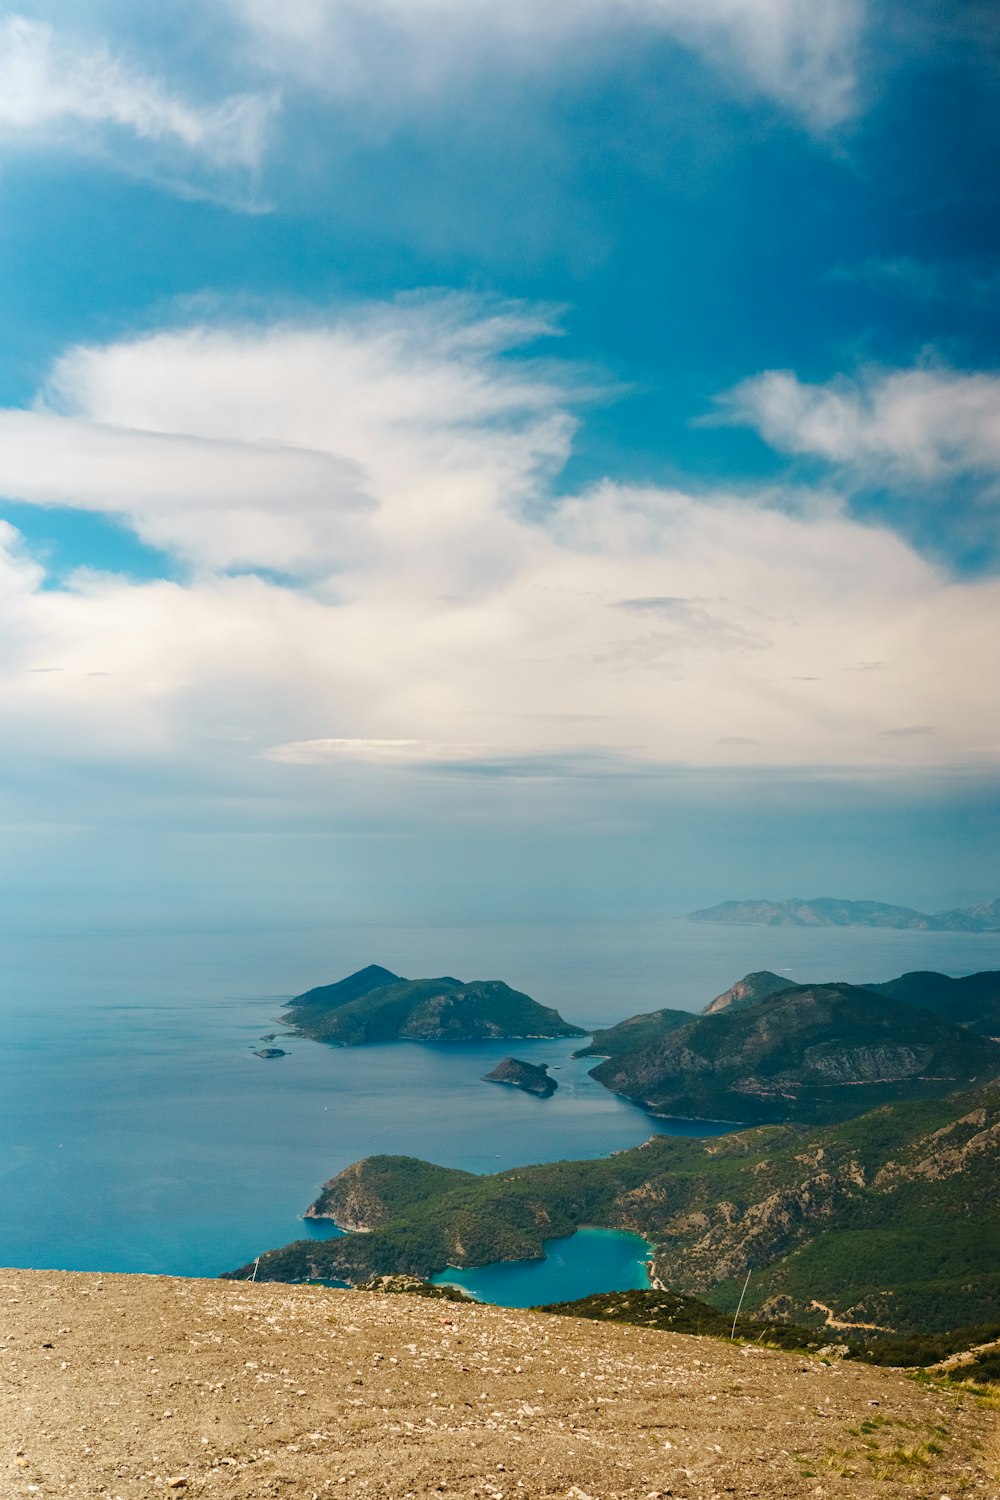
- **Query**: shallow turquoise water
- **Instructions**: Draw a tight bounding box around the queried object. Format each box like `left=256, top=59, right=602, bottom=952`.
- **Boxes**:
left=431, top=1228, right=653, bottom=1306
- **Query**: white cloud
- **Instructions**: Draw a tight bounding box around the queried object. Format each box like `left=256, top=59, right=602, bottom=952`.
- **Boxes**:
left=265, top=738, right=491, bottom=764
left=0, top=298, right=996, bottom=781
left=228, top=0, right=863, bottom=128
left=721, top=365, right=1000, bottom=484
left=0, top=409, right=371, bottom=572
left=0, top=13, right=274, bottom=169
left=11, top=296, right=577, bottom=580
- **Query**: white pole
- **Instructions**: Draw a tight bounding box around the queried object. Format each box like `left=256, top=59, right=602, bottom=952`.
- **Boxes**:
left=251, top=1256, right=260, bottom=1283
left=731, top=1269, right=751, bottom=1340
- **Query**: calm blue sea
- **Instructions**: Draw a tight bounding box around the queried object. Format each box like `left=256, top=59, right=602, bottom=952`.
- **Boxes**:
left=2, top=918, right=998, bottom=1290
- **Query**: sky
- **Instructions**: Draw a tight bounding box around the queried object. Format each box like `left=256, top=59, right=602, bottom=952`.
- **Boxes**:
left=0, top=0, right=997, bottom=936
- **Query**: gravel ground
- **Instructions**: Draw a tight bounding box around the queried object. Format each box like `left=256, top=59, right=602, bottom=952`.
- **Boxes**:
left=1, top=1270, right=997, bottom=1499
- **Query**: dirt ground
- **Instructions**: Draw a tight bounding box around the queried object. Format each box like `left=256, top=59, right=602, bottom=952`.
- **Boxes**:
left=1, top=1270, right=997, bottom=1499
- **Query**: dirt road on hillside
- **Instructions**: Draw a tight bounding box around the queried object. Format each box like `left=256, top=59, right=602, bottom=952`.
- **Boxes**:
left=1, top=1271, right=996, bottom=1499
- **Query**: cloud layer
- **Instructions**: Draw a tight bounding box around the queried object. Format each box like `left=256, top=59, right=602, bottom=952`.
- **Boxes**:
left=0, top=297, right=996, bottom=783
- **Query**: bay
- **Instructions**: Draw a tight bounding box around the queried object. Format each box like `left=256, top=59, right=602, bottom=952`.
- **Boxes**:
left=1, top=918, right=998, bottom=1283
left=430, top=1228, right=654, bottom=1307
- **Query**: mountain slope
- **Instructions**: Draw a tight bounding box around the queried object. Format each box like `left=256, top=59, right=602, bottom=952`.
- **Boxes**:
left=573, top=1005, right=693, bottom=1059
left=865, top=970, right=1000, bottom=1037
left=590, top=983, right=1000, bottom=1123
left=703, top=968, right=1000, bottom=1035
left=291, top=963, right=403, bottom=1009
left=283, top=967, right=585, bottom=1045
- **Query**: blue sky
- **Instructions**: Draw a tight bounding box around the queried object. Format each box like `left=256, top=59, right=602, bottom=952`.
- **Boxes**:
left=0, top=0, right=997, bottom=931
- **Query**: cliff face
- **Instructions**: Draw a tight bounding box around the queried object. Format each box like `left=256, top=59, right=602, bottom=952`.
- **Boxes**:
left=703, top=970, right=800, bottom=1015
left=589, top=983, right=1000, bottom=1124
left=482, top=1056, right=558, bottom=1096
left=284, top=968, right=585, bottom=1046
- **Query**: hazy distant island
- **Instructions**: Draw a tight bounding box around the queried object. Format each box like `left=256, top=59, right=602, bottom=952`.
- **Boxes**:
left=253, top=1047, right=286, bottom=1059
left=283, top=963, right=586, bottom=1046
left=688, top=895, right=1000, bottom=931
left=482, top=1056, right=558, bottom=1097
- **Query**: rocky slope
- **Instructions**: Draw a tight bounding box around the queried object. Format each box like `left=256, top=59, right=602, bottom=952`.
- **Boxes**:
left=3, top=1269, right=996, bottom=1500
left=284, top=966, right=585, bottom=1046
left=703, top=970, right=801, bottom=1015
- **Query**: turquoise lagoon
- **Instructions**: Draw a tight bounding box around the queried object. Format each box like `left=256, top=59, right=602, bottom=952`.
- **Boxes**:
left=431, top=1227, right=653, bottom=1306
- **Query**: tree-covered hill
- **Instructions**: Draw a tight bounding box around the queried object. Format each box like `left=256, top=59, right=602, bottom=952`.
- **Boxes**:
left=283, top=965, right=585, bottom=1045
left=589, top=982, right=1000, bottom=1124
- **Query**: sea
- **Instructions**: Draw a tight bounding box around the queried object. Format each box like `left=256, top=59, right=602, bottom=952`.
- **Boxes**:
left=2, top=918, right=999, bottom=1303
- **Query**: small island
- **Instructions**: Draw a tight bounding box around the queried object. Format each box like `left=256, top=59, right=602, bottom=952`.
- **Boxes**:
left=253, top=1047, right=287, bottom=1059
left=482, top=1056, right=558, bottom=1097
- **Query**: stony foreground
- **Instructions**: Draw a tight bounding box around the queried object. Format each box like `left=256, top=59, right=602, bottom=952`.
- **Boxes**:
left=1, top=1270, right=997, bottom=1499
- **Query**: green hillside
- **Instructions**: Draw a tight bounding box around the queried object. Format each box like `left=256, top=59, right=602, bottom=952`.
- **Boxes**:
left=573, top=1005, right=693, bottom=1059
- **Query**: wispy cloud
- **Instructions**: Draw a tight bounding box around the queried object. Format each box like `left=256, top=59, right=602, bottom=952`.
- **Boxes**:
left=263, top=738, right=492, bottom=764
left=228, top=0, right=864, bottom=128
left=0, top=13, right=275, bottom=189
left=719, top=364, right=1000, bottom=487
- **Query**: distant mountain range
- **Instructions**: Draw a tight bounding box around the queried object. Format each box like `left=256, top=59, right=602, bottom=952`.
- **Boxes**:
left=688, top=896, right=1000, bottom=931
left=283, top=963, right=585, bottom=1046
